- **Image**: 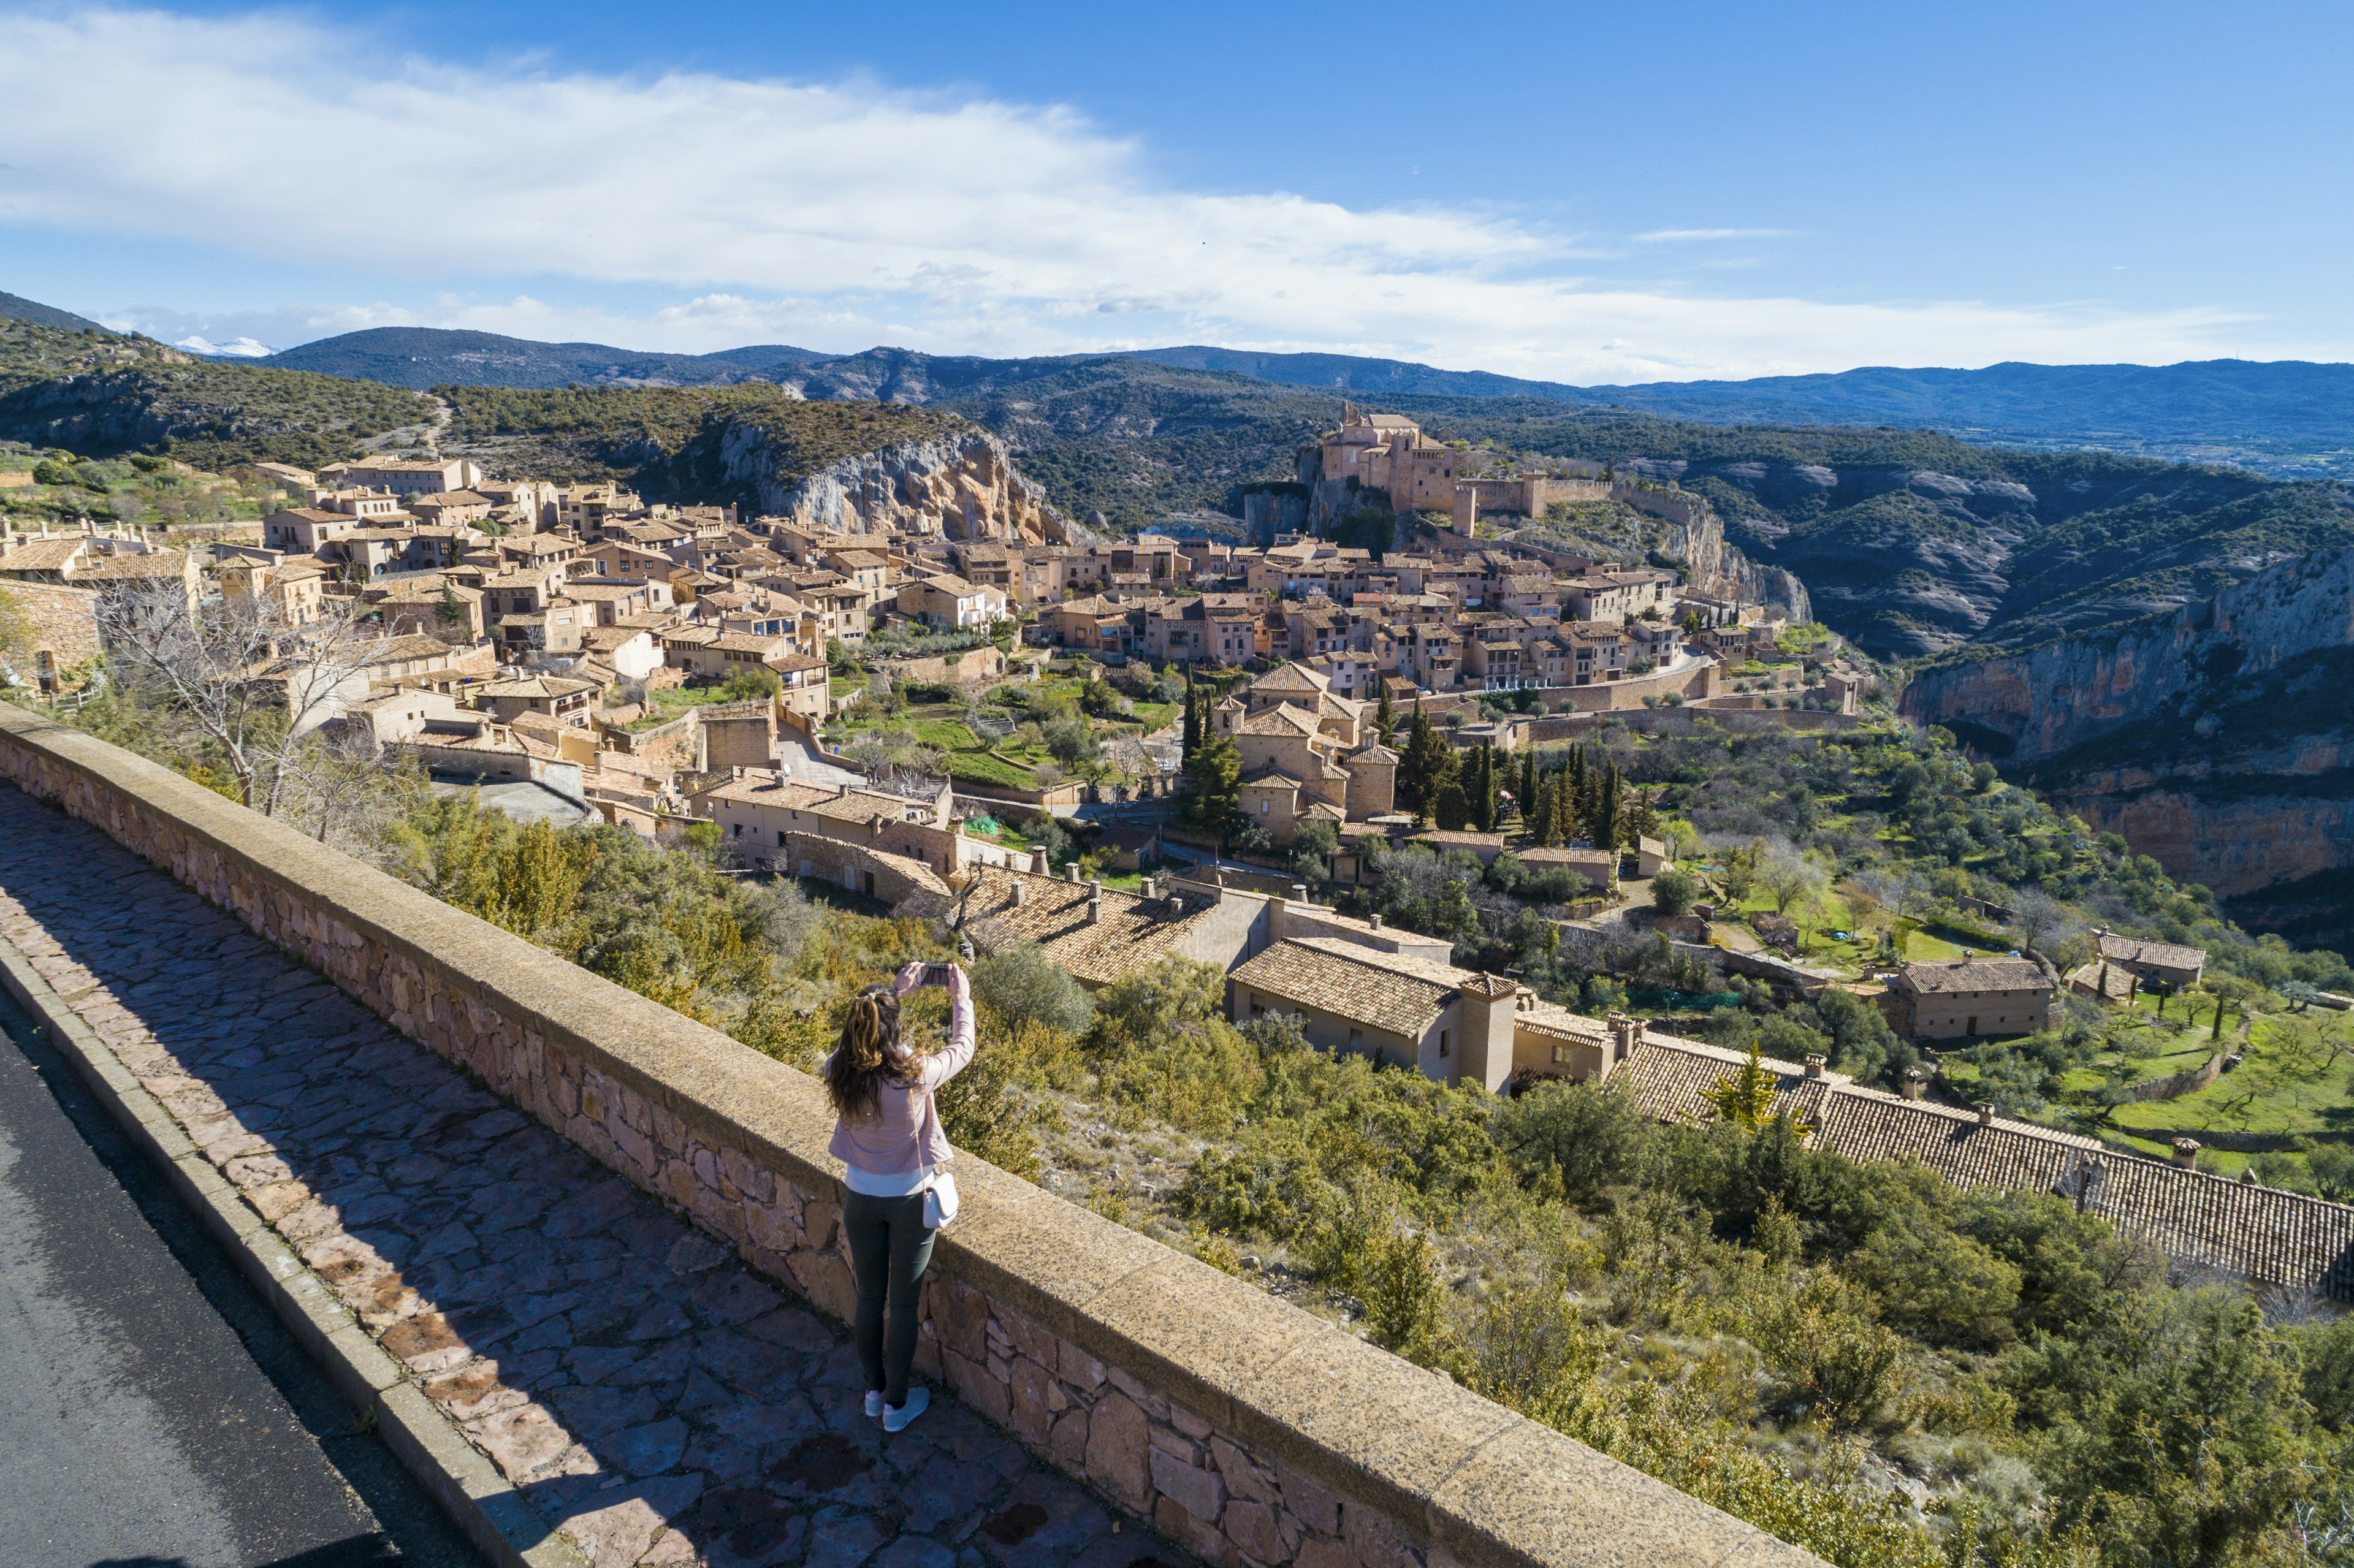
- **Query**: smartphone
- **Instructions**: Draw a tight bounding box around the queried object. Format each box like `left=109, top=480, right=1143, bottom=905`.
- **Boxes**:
left=921, top=963, right=958, bottom=988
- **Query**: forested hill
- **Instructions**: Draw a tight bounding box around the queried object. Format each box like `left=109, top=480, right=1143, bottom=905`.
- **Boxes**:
left=0, top=289, right=110, bottom=334
left=268, top=327, right=832, bottom=390
left=264, top=321, right=2353, bottom=478
left=1133, top=348, right=2354, bottom=477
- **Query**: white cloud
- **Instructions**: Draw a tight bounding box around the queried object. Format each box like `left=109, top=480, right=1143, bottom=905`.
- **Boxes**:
left=0, top=7, right=2320, bottom=381
left=1636, top=228, right=1795, bottom=243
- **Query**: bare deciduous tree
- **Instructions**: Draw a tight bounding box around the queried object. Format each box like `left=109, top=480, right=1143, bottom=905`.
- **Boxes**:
left=96, top=576, right=392, bottom=815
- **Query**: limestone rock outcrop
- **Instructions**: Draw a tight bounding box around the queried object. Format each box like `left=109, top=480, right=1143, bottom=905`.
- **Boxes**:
left=1900, top=549, right=2354, bottom=764
left=717, top=425, right=1068, bottom=545
left=1901, top=549, right=2354, bottom=933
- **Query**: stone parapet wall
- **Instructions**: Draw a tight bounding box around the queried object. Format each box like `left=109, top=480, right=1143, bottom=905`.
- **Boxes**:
left=0, top=702, right=1816, bottom=1568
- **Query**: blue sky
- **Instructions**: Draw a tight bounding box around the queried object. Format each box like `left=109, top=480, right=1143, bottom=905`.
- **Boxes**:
left=2, top=1, right=2348, bottom=378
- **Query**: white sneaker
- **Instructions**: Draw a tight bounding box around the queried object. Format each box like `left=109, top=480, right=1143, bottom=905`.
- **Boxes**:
left=864, top=1390, right=885, bottom=1418
left=882, top=1387, right=930, bottom=1433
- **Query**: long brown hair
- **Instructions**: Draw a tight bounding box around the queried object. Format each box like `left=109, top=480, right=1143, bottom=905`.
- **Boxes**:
left=826, top=984, right=906, bottom=1121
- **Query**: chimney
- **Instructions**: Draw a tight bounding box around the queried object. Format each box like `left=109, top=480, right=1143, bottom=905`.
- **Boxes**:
left=1066, top=862, right=1081, bottom=884
left=2172, top=1137, right=2201, bottom=1170
left=1900, top=1067, right=1925, bottom=1100
left=1290, top=883, right=1308, bottom=902
left=1607, top=1012, right=1642, bottom=1065
left=1086, top=881, right=1103, bottom=924
left=1975, top=1103, right=1996, bottom=1127
left=1368, top=911, right=1383, bottom=931
left=1010, top=879, right=1026, bottom=907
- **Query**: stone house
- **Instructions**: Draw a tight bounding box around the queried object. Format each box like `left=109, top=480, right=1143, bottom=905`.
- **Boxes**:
left=1210, top=663, right=1399, bottom=842
left=2095, top=931, right=2207, bottom=990
left=471, top=675, right=598, bottom=728
left=1227, top=937, right=1527, bottom=1090
left=1883, top=957, right=2057, bottom=1040
left=701, top=776, right=981, bottom=885
left=896, top=573, right=1007, bottom=630
left=218, top=557, right=331, bottom=626
left=580, top=626, right=664, bottom=683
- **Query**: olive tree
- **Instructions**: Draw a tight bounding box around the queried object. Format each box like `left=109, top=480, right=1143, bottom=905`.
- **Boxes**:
left=94, top=574, right=392, bottom=816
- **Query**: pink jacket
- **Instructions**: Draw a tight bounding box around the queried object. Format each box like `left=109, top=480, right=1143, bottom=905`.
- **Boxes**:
left=826, top=988, right=976, bottom=1175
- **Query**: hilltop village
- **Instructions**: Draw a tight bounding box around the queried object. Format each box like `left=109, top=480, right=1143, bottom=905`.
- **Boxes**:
left=0, top=411, right=2341, bottom=1290
left=7, top=386, right=2354, bottom=1568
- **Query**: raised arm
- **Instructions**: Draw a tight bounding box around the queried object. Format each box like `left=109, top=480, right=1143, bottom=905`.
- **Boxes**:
left=896, top=962, right=978, bottom=1089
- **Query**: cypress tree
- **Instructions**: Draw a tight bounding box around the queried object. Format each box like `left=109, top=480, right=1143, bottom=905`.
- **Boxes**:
left=1596, top=766, right=1623, bottom=851
left=1519, top=752, right=1538, bottom=824
left=1374, top=682, right=1395, bottom=746
left=1181, top=680, right=1200, bottom=766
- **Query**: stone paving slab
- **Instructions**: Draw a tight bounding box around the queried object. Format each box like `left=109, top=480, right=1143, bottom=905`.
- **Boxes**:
left=0, top=785, right=1189, bottom=1568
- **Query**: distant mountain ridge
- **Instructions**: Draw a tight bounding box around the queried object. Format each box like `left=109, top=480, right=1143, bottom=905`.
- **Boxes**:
left=264, top=325, right=2354, bottom=479
left=266, top=327, right=832, bottom=390
left=0, top=290, right=111, bottom=335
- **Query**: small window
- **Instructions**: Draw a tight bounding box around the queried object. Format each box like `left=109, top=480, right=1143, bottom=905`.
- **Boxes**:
left=1439, top=1030, right=1450, bottom=1057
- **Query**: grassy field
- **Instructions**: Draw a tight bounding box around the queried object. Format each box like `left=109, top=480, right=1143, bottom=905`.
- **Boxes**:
left=625, top=685, right=750, bottom=731
left=2101, top=1007, right=2354, bottom=1168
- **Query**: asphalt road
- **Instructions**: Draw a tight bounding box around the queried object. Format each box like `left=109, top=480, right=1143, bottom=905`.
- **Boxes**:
left=0, top=986, right=485, bottom=1568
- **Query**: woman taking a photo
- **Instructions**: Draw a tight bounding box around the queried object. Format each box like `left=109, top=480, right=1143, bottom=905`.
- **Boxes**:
left=823, top=959, right=975, bottom=1432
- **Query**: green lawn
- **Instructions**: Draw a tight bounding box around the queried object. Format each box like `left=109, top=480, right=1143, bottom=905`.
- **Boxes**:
left=2100, top=1009, right=2354, bottom=1168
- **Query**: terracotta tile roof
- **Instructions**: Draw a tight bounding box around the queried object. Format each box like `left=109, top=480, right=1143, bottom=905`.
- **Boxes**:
left=2097, top=932, right=2208, bottom=972
left=1517, top=847, right=1614, bottom=870
left=896, top=867, right=1216, bottom=988
left=74, top=549, right=191, bottom=580
left=2067, top=961, right=2139, bottom=1002
left=363, top=634, right=461, bottom=666
left=1230, top=938, right=1458, bottom=1037
left=1610, top=1037, right=1834, bottom=1127
left=703, top=775, right=939, bottom=828
left=474, top=676, right=597, bottom=700
left=1237, top=702, right=1322, bottom=738
left=0, top=539, right=88, bottom=572
left=1897, top=958, right=2050, bottom=995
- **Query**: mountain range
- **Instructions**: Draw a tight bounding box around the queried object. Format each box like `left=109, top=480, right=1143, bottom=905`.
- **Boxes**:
left=5, top=290, right=2353, bottom=948
left=262, top=327, right=2354, bottom=479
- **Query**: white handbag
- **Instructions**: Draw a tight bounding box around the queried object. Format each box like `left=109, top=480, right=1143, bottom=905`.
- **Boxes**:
left=922, top=1171, right=960, bottom=1230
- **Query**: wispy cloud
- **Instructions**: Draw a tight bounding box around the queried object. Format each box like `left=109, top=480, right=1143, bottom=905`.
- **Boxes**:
left=0, top=8, right=2303, bottom=381
left=1635, top=228, right=1796, bottom=243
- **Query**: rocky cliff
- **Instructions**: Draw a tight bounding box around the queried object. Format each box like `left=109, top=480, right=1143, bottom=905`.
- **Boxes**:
left=1620, top=487, right=1813, bottom=621
left=719, top=424, right=1067, bottom=545
left=1900, top=550, right=2354, bottom=940
left=1900, top=549, right=2354, bottom=763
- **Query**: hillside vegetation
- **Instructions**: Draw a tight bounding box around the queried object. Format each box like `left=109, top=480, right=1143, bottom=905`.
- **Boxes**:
left=12, top=303, right=2354, bottom=666
left=440, top=383, right=969, bottom=496
left=0, top=318, right=433, bottom=470
left=270, top=325, right=830, bottom=389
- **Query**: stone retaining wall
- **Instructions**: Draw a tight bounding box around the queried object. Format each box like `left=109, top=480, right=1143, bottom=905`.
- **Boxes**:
left=0, top=703, right=1816, bottom=1568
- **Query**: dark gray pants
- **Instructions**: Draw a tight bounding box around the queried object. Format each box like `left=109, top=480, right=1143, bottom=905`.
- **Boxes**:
left=842, top=1188, right=936, bottom=1406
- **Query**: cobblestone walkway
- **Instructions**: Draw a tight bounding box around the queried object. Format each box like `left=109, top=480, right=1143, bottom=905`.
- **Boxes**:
left=0, top=786, right=1178, bottom=1568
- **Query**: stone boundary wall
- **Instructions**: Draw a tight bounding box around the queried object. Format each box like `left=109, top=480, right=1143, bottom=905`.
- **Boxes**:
left=2126, top=1048, right=2230, bottom=1103
left=0, top=704, right=1818, bottom=1568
